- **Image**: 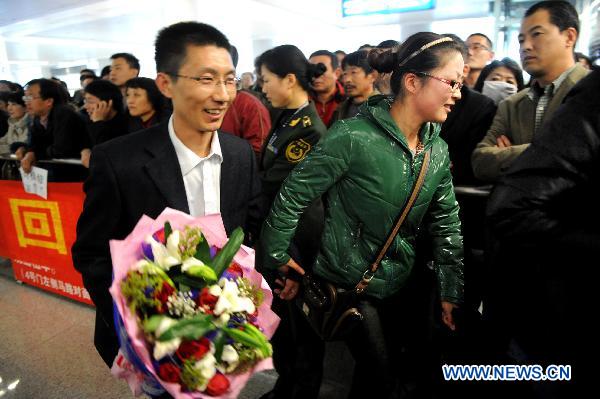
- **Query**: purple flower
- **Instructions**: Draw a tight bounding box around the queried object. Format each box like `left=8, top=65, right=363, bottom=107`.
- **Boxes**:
left=209, top=245, right=218, bottom=259
left=144, top=287, right=154, bottom=297
left=141, top=241, right=154, bottom=261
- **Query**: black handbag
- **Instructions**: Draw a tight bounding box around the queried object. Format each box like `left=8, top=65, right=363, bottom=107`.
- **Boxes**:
left=295, top=149, right=432, bottom=341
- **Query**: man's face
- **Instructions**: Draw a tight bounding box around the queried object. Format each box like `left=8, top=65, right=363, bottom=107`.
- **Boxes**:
left=341, top=66, right=375, bottom=100
left=24, top=84, right=53, bottom=117
left=109, top=57, right=139, bottom=87
left=157, top=45, right=236, bottom=134
left=519, top=9, right=577, bottom=79
left=309, top=55, right=340, bottom=95
left=241, top=72, right=254, bottom=89
left=466, top=35, right=494, bottom=71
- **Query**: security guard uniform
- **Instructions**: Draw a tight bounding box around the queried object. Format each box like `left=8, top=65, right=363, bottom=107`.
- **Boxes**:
left=257, top=101, right=327, bottom=399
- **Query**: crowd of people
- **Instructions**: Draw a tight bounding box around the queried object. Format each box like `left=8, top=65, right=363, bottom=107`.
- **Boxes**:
left=2, top=0, right=598, bottom=398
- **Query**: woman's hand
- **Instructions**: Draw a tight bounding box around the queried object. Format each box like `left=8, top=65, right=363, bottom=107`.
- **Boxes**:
left=90, top=100, right=113, bottom=122
left=275, top=257, right=305, bottom=301
left=441, top=301, right=457, bottom=331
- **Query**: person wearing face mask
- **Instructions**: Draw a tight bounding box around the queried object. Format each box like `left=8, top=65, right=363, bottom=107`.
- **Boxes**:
left=255, top=44, right=327, bottom=399
left=259, top=33, right=465, bottom=398
left=472, top=0, right=589, bottom=183
left=474, top=58, right=525, bottom=105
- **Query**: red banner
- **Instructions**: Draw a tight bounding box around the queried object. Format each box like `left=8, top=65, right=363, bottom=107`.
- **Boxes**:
left=0, top=180, right=92, bottom=305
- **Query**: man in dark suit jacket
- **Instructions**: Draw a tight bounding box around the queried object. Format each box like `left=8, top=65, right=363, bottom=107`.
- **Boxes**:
left=72, top=22, right=261, bottom=368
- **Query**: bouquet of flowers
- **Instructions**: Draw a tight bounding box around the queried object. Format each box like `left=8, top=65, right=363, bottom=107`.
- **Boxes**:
left=109, top=208, right=279, bottom=398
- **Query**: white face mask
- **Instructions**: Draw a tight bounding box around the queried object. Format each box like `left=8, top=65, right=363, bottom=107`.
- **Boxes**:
left=482, top=80, right=518, bottom=105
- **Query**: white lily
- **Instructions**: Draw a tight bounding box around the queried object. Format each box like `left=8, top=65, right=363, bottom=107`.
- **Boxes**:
left=133, top=259, right=152, bottom=271
left=153, top=337, right=181, bottom=360
left=220, top=345, right=239, bottom=372
left=194, top=353, right=217, bottom=390
left=147, top=235, right=181, bottom=270
left=214, top=279, right=256, bottom=316
left=208, top=284, right=222, bottom=297
left=181, top=257, right=205, bottom=272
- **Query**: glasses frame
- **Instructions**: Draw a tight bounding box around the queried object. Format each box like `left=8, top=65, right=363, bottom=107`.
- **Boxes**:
left=468, top=43, right=491, bottom=52
left=168, top=73, right=240, bottom=90
left=410, top=71, right=463, bottom=92
left=22, top=95, right=42, bottom=102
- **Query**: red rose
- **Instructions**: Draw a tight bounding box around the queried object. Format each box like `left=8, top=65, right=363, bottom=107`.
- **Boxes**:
left=158, top=362, right=181, bottom=383
left=153, top=228, right=166, bottom=244
left=197, top=287, right=218, bottom=313
left=227, top=263, right=243, bottom=276
left=176, top=338, right=211, bottom=362
left=205, top=373, right=230, bottom=396
left=155, top=282, right=175, bottom=313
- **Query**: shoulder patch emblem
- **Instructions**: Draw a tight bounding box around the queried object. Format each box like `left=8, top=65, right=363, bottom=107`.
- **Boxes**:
left=285, top=139, right=312, bottom=163
left=302, top=115, right=312, bottom=127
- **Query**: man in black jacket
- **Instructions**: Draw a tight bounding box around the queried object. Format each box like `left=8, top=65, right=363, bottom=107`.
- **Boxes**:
left=486, top=69, right=600, bottom=397
left=19, top=78, right=88, bottom=180
left=72, top=22, right=261, bottom=369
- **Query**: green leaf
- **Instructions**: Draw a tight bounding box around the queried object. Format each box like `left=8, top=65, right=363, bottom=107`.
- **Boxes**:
left=143, top=315, right=166, bottom=334
left=164, top=222, right=173, bottom=242
left=213, top=331, right=227, bottom=362
left=184, top=264, right=217, bottom=283
left=212, top=227, right=244, bottom=278
left=157, top=314, right=215, bottom=342
left=222, top=326, right=264, bottom=350
left=171, top=274, right=207, bottom=290
left=194, top=232, right=212, bottom=264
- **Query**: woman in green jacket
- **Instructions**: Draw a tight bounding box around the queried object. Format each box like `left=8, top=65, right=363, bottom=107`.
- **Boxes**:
left=261, top=32, right=465, bottom=398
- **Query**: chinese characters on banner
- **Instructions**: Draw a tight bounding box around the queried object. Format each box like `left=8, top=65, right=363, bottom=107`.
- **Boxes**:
left=19, top=166, right=48, bottom=199
left=0, top=180, right=92, bottom=305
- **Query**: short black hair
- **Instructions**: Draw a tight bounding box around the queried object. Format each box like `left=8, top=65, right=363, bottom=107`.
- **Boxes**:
left=0, top=80, right=23, bottom=93
left=358, top=44, right=373, bottom=50
left=6, top=90, right=25, bottom=107
left=84, top=79, right=123, bottom=112
left=80, top=68, right=96, bottom=76
left=377, top=40, right=400, bottom=49
left=110, top=53, right=140, bottom=71
left=342, top=50, right=374, bottom=74
left=309, top=50, right=339, bottom=70
left=467, top=33, right=493, bottom=50
left=334, top=50, right=346, bottom=56
left=26, top=78, right=68, bottom=105
left=230, top=45, right=239, bottom=68
left=125, top=77, right=166, bottom=116
left=524, top=0, right=579, bottom=34
left=100, top=65, right=111, bottom=78
left=473, top=57, right=525, bottom=92
left=155, top=22, right=230, bottom=78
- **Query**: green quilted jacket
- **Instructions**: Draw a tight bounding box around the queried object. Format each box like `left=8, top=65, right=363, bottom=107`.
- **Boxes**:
left=261, top=95, right=464, bottom=303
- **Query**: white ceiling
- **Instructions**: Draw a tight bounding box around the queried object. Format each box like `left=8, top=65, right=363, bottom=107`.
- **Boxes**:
left=0, top=0, right=493, bottom=82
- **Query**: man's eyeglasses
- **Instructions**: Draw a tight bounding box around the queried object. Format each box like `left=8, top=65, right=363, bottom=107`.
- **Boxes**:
left=22, top=95, right=42, bottom=102
left=411, top=71, right=463, bottom=92
left=169, top=74, right=240, bottom=90
left=468, top=43, right=491, bottom=52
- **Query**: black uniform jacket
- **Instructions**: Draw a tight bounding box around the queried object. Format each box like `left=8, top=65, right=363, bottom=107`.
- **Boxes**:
left=258, top=102, right=327, bottom=270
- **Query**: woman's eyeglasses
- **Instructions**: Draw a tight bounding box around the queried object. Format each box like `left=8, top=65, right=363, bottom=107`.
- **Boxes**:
left=411, top=71, right=463, bottom=92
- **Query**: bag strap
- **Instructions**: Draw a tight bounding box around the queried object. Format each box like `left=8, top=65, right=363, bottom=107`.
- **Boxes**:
left=355, top=148, right=431, bottom=294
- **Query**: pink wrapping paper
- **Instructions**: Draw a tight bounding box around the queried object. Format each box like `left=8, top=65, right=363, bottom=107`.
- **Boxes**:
left=109, top=208, right=279, bottom=398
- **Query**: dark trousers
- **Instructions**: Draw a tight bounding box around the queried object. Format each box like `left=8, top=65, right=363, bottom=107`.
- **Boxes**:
left=344, top=290, right=426, bottom=399
left=269, top=296, right=325, bottom=399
